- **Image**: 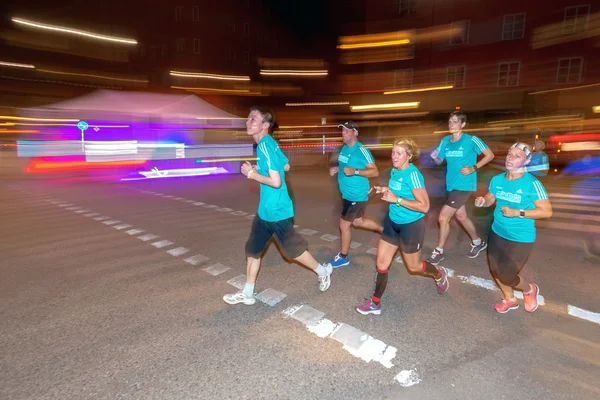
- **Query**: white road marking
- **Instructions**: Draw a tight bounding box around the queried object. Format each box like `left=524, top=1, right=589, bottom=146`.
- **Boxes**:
left=203, top=263, right=231, bottom=276
left=256, top=288, right=287, bottom=306
left=367, top=247, right=378, bottom=255
left=167, top=247, right=189, bottom=257
left=321, top=234, right=338, bottom=242
left=217, top=207, right=233, bottom=212
left=227, top=274, right=247, bottom=289
left=125, top=229, right=145, bottom=235
left=93, top=216, right=110, bottom=221
left=299, top=228, right=318, bottom=236
left=151, top=240, right=173, bottom=248
left=193, top=202, right=205, bottom=206
left=66, top=206, right=81, bottom=211
left=183, top=254, right=210, bottom=266
left=138, top=234, right=160, bottom=241
left=83, top=213, right=99, bottom=217
left=102, top=219, right=120, bottom=225
left=350, top=241, right=362, bottom=249
left=113, top=224, right=133, bottom=230
left=395, top=369, right=422, bottom=387
left=567, top=305, right=600, bottom=325
left=231, top=211, right=248, bottom=216
left=74, top=209, right=90, bottom=214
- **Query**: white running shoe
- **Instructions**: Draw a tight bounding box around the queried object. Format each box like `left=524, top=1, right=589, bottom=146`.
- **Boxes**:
left=223, top=291, right=256, bottom=305
left=318, top=264, right=333, bottom=292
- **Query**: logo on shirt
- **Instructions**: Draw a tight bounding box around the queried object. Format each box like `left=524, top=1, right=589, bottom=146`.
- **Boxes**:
left=339, top=155, right=349, bottom=164
left=496, top=190, right=522, bottom=204
left=445, top=150, right=464, bottom=157
left=459, top=147, right=463, bottom=150
left=516, top=189, right=523, bottom=194
left=389, top=181, right=402, bottom=191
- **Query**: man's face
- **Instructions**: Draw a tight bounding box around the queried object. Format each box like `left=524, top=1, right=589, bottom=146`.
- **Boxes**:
left=341, top=127, right=357, bottom=144
left=246, top=110, right=267, bottom=136
left=448, top=116, right=466, bottom=133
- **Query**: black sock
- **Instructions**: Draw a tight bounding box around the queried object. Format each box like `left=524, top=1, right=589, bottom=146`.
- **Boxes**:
left=420, top=260, right=441, bottom=279
left=373, top=269, right=389, bottom=304
left=340, top=253, right=348, bottom=258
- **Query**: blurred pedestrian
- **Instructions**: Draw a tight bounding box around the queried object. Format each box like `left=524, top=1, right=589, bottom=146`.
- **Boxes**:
left=327, top=120, right=383, bottom=269
left=474, top=142, right=552, bottom=313
left=223, top=107, right=333, bottom=306
left=428, top=111, right=495, bottom=264
left=356, top=139, right=449, bottom=316
left=526, top=139, right=549, bottom=176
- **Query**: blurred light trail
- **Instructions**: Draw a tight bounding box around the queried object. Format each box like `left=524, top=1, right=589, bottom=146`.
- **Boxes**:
left=0, top=130, right=39, bottom=133
left=37, top=68, right=148, bottom=83
left=0, top=116, right=78, bottom=122
left=528, top=82, right=600, bottom=95
left=434, top=127, right=511, bottom=134
left=285, top=102, right=349, bottom=107
left=593, top=106, right=600, bottom=113
left=278, top=124, right=338, bottom=129
left=338, top=111, right=429, bottom=120
left=26, top=159, right=146, bottom=173
left=12, top=17, right=137, bottom=45
left=169, top=71, right=250, bottom=81
left=279, top=138, right=342, bottom=143
left=121, top=167, right=229, bottom=181
left=13, top=123, right=129, bottom=127
left=260, top=69, right=328, bottom=76
left=0, top=61, right=35, bottom=69
left=384, top=85, right=453, bottom=95
left=171, top=86, right=250, bottom=94
left=337, top=39, right=410, bottom=49
left=561, top=141, right=600, bottom=151
left=195, top=157, right=258, bottom=163
left=488, top=115, right=581, bottom=125
left=350, top=102, right=420, bottom=112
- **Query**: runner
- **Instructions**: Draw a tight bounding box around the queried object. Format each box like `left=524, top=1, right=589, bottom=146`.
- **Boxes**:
left=356, top=138, right=449, bottom=315
left=428, top=111, right=495, bottom=265
left=327, top=120, right=383, bottom=268
left=474, top=142, right=552, bottom=313
left=223, top=107, right=333, bottom=306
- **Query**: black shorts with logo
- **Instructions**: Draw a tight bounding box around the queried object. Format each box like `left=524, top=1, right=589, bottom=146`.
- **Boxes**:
left=381, top=216, right=425, bottom=254
left=445, top=190, right=472, bottom=209
left=341, top=199, right=367, bottom=222
left=487, top=230, right=534, bottom=287
left=245, top=216, right=308, bottom=259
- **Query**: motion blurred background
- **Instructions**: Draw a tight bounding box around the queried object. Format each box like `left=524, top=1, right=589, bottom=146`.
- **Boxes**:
left=0, top=0, right=597, bottom=182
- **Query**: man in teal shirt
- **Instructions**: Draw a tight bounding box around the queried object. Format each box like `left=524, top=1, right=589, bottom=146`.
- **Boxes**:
left=223, top=106, right=333, bottom=306
left=327, top=121, right=383, bottom=268
left=428, top=111, right=495, bottom=264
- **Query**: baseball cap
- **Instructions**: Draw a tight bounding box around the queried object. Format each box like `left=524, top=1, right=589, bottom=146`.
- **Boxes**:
left=337, top=120, right=358, bottom=132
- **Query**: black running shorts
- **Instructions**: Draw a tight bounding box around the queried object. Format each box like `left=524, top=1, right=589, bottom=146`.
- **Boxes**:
left=341, top=199, right=367, bottom=222
left=381, top=216, right=425, bottom=254
left=245, top=216, right=308, bottom=259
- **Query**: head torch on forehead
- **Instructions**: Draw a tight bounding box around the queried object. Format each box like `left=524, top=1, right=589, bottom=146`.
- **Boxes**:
left=510, top=142, right=532, bottom=160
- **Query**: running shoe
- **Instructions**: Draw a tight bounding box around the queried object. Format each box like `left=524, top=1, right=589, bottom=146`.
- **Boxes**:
left=435, top=266, right=449, bottom=294
left=356, top=299, right=381, bottom=315
left=467, top=241, right=487, bottom=258
left=318, top=263, right=333, bottom=292
left=327, top=253, right=350, bottom=269
left=523, top=283, right=540, bottom=313
left=223, top=291, right=256, bottom=305
left=494, top=297, right=519, bottom=313
left=427, top=249, right=444, bottom=265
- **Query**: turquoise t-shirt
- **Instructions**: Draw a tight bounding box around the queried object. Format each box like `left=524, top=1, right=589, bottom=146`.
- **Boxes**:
left=387, top=163, right=426, bottom=224
left=489, top=172, right=549, bottom=243
left=435, top=133, right=488, bottom=192
left=337, top=142, right=375, bottom=202
left=256, top=135, right=294, bottom=222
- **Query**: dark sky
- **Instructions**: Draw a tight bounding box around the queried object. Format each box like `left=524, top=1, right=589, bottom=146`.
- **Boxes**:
left=262, top=0, right=336, bottom=44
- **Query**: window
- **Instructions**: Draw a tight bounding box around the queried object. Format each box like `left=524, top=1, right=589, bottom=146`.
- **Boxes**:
left=497, top=62, right=520, bottom=86
left=244, top=51, right=250, bottom=65
left=175, top=6, right=183, bottom=22
left=393, top=69, right=413, bottom=88
left=192, top=6, right=200, bottom=22
left=244, top=23, right=250, bottom=37
left=450, top=20, right=470, bottom=45
left=193, top=38, right=201, bottom=54
left=502, top=13, right=526, bottom=40
left=556, top=57, right=583, bottom=84
left=564, top=5, right=590, bottom=34
left=446, top=65, right=466, bottom=88
left=395, top=0, right=417, bottom=16
left=176, top=38, right=186, bottom=53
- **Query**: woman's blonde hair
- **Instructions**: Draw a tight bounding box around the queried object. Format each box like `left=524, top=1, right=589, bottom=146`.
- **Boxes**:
left=393, top=138, right=420, bottom=161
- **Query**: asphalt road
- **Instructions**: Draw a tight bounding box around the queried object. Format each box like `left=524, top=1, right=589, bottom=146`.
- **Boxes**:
left=1, top=156, right=599, bottom=400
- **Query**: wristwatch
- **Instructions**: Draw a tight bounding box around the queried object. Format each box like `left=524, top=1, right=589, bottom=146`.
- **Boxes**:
left=354, top=169, right=359, bottom=175
left=519, top=209, right=525, bottom=218
left=472, top=164, right=478, bottom=171
left=396, top=197, right=403, bottom=207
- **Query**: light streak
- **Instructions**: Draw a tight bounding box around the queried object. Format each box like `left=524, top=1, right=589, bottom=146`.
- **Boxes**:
left=488, top=115, right=581, bottom=125
left=286, top=102, right=349, bottom=107
left=528, top=82, right=600, bottom=95
left=337, top=39, right=410, bottom=49
left=12, top=17, right=137, bottom=45
left=350, top=102, right=420, bottom=112
left=0, top=61, right=35, bottom=69
left=260, top=70, right=328, bottom=76
left=0, top=116, right=79, bottom=122
left=170, top=71, right=250, bottom=81
left=196, top=157, right=258, bottom=162
left=384, top=85, right=453, bottom=95
left=37, top=68, right=148, bottom=83
left=171, top=85, right=250, bottom=94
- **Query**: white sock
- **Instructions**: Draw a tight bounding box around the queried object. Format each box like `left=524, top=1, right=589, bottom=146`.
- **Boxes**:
left=435, top=247, right=444, bottom=254
left=315, top=264, right=327, bottom=276
left=473, top=238, right=482, bottom=246
left=242, top=283, right=255, bottom=297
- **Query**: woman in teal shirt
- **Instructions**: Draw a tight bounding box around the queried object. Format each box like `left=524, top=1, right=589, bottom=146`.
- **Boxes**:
left=475, top=143, right=553, bottom=313
left=356, top=138, right=449, bottom=316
